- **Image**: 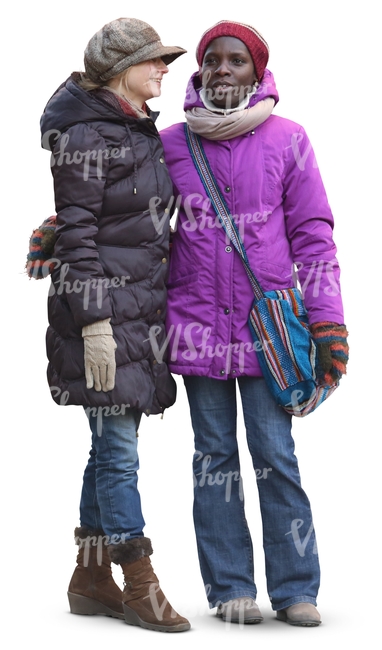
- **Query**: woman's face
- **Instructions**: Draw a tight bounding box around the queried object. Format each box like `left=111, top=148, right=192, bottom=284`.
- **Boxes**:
left=122, top=58, right=169, bottom=105
left=200, top=36, right=257, bottom=109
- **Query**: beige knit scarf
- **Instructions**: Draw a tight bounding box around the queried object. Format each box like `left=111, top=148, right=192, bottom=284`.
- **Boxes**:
left=185, top=90, right=275, bottom=140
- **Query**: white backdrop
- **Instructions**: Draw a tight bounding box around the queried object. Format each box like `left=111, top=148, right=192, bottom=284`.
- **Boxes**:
left=3, top=1, right=380, bottom=647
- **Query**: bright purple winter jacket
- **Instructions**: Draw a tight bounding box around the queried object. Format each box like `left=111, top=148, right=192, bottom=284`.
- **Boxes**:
left=159, top=69, right=344, bottom=379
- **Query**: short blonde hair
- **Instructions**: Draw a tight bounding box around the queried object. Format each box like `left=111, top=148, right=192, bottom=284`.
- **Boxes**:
left=76, top=72, right=106, bottom=91
left=77, top=68, right=131, bottom=93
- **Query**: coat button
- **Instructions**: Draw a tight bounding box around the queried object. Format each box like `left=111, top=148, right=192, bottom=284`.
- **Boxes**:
left=161, top=257, right=167, bottom=263
left=231, top=369, right=237, bottom=375
left=156, top=309, right=161, bottom=315
left=224, top=308, right=230, bottom=314
left=225, top=186, right=231, bottom=192
left=159, top=157, right=164, bottom=163
left=225, top=246, right=232, bottom=253
left=219, top=369, right=225, bottom=376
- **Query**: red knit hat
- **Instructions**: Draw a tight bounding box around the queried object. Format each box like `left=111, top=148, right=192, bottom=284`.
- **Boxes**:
left=196, top=20, right=269, bottom=81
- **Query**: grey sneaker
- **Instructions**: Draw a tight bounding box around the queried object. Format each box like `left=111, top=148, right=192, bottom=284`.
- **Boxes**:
left=276, top=603, right=321, bottom=626
left=216, top=597, right=263, bottom=624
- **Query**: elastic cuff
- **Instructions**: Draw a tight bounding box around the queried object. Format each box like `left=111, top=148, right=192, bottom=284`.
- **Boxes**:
left=82, top=318, right=112, bottom=337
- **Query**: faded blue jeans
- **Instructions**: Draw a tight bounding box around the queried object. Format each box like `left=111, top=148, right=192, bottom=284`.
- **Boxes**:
left=79, top=407, right=144, bottom=542
left=184, top=375, right=320, bottom=611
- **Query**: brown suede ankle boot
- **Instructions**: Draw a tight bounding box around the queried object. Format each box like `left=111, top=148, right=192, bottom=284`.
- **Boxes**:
left=67, top=527, right=124, bottom=619
left=108, top=537, right=190, bottom=632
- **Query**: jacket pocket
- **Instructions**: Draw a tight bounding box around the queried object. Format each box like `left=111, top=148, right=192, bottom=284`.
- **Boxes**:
left=97, top=243, right=152, bottom=283
left=260, top=261, right=294, bottom=288
left=167, top=270, right=199, bottom=289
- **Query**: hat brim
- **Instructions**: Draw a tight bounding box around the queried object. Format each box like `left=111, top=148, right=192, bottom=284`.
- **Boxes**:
left=151, top=44, right=187, bottom=65
left=89, top=42, right=187, bottom=82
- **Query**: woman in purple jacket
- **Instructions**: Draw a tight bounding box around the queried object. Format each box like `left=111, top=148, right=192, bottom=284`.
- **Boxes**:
left=160, top=20, right=348, bottom=626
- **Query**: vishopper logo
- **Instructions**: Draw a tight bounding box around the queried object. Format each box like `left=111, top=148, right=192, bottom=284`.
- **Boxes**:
left=194, top=450, right=243, bottom=503
left=199, top=69, right=256, bottom=111
left=147, top=322, right=271, bottom=373
left=285, top=519, right=318, bottom=558
left=286, top=132, right=318, bottom=171
left=293, top=259, right=340, bottom=298
left=85, top=403, right=132, bottom=437
left=183, top=69, right=275, bottom=107
left=39, top=259, right=130, bottom=309
left=149, top=193, right=271, bottom=238
left=75, top=532, right=131, bottom=567
left=50, top=385, right=70, bottom=405
left=145, top=583, right=181, bottom=622
left=283, top=389, right=313, bottom=417
left=214, top=596, right=260, bottom=627
left=50, top=386, right=132, bottom=436
left=193, top=450, right=272, bottom=503
left=41, top=129, right=131, bottom=181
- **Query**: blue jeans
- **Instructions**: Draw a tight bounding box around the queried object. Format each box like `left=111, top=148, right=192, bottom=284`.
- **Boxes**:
left=184, top=375, right=320, bottom=611
left=79, top=407, right=145, bottom=542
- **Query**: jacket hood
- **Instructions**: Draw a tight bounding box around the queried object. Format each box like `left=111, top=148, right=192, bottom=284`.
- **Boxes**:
left=183, top=68, right=279, bottom=112
left=40, top=73, right=158, bottom=152
left=41, top=75, right=110, bottom=151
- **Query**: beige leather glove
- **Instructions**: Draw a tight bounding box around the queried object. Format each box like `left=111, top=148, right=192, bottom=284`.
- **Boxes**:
left=82, top=318, right=117, bottom=392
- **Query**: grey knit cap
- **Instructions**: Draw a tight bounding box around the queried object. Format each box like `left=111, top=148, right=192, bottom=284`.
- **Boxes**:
left=84, top=17, right=187, bottom=83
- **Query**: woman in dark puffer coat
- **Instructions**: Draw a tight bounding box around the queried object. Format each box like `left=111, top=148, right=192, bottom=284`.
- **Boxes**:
left=39, top=17, right=190, bottom=633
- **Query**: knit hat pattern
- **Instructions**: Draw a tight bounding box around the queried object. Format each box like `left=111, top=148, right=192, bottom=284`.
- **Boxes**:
left=196, top=20, right=269, bottom=81
left=85, top=17, right=186, bottom=83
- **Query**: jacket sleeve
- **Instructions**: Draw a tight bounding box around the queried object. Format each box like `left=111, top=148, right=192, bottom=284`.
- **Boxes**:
left=282, top=125, right=345, bottom=325
left=50, top=123, right=112, bottom=327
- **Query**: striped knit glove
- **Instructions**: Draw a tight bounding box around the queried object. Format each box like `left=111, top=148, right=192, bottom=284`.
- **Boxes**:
left=310, top=322, right=349, bottom=385
left=82, top=318, right=117, bottom=392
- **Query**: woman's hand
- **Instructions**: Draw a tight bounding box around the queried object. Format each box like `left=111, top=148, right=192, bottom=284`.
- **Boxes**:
left=82, top=318, right=117, bottom=391
left=310, top=322, right=349, bottom=385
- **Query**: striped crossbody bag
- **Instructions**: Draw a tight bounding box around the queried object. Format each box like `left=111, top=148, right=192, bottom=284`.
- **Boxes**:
left=184, top=123, right=338, bottom=417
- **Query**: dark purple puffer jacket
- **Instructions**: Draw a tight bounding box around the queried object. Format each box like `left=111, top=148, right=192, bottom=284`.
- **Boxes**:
left=40, top=74, right=176, bottom=414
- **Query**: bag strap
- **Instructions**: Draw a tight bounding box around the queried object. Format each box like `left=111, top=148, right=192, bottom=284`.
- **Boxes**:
left=184, top=123, right=265, bottom=300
